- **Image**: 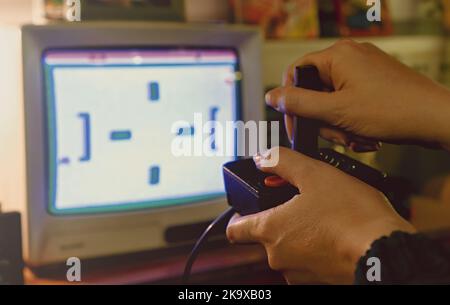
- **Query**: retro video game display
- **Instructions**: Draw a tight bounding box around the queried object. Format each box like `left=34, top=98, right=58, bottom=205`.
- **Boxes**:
left=43, top=48, right=239, bottom=214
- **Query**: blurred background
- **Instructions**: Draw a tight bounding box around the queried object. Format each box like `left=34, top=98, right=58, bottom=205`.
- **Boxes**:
left=3, top=0, right=449, bottom=188
left=2, top=0, right=450, bottom=284
left=1, top=2, right=449, bottom=172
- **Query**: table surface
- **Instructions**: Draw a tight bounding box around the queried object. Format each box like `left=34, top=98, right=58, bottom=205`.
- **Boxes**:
left=25, top=243, right=285, bottom=285
left=25, top=192, right=450, bottom=285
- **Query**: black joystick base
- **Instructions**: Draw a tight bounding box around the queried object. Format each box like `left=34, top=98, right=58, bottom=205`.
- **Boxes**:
left=223, top=148, right=387, bottom=216
left=223, top=158, right=299, bottom=216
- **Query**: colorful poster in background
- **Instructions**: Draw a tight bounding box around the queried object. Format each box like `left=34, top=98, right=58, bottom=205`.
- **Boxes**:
left=81, top=0, right=185, bottom=21
left=43, top=0, right=185, bottom=21
left=230, top=0, right=320, bottom=39
left=43, top=0, right=65, bottom=20
left=444, top=0, right=450, bottom=31
left=336, top=0, right=393, bottom=36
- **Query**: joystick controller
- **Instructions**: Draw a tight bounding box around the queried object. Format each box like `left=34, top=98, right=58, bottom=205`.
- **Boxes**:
left=185, top=65, right=396, bottom=283
left=223, top=65, right=388, bottom=216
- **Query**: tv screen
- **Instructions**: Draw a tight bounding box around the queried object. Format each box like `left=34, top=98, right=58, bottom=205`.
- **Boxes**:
left=42, top=48, right=240, bottom=214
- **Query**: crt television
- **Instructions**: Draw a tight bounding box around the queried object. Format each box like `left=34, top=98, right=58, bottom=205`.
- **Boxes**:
left=0, top=22, right=263, bottom=267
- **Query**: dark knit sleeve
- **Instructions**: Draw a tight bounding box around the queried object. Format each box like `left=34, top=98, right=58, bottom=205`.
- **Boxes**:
left=354, top=231, right=450, bottom=285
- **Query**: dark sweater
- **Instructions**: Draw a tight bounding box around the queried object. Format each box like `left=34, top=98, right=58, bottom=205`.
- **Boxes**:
left=354, top=231, right=450, bottom=284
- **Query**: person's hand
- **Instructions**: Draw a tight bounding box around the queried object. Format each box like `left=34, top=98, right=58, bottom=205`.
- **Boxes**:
left=226, top=147, right=416, bottom=284
left=266, top=39, right=450, bottom=152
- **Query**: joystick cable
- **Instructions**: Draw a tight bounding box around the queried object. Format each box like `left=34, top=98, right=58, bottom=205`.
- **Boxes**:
left=182, top=207, right=236, bottom=284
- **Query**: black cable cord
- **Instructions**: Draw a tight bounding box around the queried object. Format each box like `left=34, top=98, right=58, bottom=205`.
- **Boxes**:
left=182, top=207, right=236, bottom=284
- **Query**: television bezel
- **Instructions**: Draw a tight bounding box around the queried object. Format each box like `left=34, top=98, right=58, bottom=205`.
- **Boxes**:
left=21, top=22, right=263, bottom=265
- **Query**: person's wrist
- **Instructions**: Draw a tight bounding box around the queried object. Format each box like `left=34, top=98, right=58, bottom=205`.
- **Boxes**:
left=347, top=217, right=416, bottom=273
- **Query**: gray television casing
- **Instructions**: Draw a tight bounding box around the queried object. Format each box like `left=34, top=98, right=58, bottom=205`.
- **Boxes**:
left=18, top=22, right=263, bottom=266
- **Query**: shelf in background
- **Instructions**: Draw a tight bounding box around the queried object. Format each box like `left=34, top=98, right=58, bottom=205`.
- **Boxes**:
left=263, top=35, right=445, bottom=87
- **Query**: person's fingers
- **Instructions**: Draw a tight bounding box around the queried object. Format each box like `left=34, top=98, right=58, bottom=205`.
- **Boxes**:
left=254, top=147, right=318, bottom=190
left=266, top=87, right=342, bottom=124
left=319, top=127, right=350, bottom=147
left=282, top=39, right=362, bottom=88
left=347, top=135, right=381, bottom=152
left=285, top=119, right=349, bottom=147
left=319, top=129, right=380, bottom=151
left=349, top=142, right=381, bottom=153
left=226, top=211, right=274, bottom=244
left=282, top=48, right=334, bottom=87
left=284, top=115, right=380, bottom=151
left=285, top=114, right=379, bottom=149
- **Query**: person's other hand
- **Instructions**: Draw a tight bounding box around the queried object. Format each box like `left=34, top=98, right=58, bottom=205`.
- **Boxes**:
left=226, top=147, right=416, bottom=284
left=266, top=40, right=450, bottom=152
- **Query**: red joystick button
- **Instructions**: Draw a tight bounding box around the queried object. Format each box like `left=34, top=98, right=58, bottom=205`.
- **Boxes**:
left=264, top=175, right=288, bottom=188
